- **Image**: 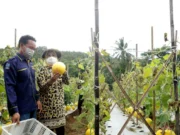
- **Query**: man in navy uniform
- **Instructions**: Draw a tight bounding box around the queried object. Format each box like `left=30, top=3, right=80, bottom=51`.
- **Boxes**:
left=4, top=35, right=42, bottom=124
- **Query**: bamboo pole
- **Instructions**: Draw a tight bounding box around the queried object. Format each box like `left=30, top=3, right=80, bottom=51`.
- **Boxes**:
left=91, top=28, right=94, bottom=53
left=77, top=61, right=84, bottom=114
left=169, top=0, right=179, bottom=134
left=175, top=30, right=179, bottom=134
left=91, top=28, right=94, bottom=45
left=151, top=27, right=154, bottom=60
left=94, top=0, right=99, bottom=134
left=136, top=44, right=138, bottom=125
left=151, top=26, right=156, bottom=132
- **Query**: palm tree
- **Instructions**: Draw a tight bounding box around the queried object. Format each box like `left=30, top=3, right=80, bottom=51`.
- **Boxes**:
left=113, top=37, right=134, bottom=73
left=113, top=38, right=133, bottom=59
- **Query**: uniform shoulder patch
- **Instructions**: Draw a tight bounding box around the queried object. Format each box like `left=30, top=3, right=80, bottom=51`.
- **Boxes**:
left=5, top=63, right=10, bottom=69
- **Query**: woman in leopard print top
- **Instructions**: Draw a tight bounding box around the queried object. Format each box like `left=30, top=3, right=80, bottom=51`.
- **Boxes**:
left=37, top=49, right=69, bottom=135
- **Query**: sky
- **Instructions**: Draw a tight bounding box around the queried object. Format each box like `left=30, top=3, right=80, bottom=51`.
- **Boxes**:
left=0, top=0, right=180, bottom=57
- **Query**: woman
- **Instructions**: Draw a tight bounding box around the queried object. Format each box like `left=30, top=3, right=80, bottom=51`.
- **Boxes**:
left=37, top=49, right=69, bottom=135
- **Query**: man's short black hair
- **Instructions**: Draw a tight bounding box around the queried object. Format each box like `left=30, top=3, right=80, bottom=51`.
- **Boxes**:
left=18, top=35, right=36, bottom=48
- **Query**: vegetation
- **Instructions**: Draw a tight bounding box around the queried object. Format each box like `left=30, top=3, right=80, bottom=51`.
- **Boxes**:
left=0, top=38, right=179, bottom=134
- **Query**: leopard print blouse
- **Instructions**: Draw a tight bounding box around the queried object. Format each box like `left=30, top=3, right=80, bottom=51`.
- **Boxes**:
left=37, top=66, right=69, bottom=129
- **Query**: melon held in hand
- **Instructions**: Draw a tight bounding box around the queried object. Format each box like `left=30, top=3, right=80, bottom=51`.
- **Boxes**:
left=52, top=62, right=66, bottom=75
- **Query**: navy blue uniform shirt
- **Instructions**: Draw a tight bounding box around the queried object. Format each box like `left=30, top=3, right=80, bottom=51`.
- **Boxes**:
left=3, top=53, right=39, bottom=116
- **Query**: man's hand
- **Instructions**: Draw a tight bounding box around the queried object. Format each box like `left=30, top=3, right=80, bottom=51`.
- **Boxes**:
left=12, top=113, right=20, bottom=124
left=37, top=100, right=42, bottom=113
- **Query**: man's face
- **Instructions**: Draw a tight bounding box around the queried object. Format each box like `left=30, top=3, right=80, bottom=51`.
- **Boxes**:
left=21, top=40, right=36, bottom=53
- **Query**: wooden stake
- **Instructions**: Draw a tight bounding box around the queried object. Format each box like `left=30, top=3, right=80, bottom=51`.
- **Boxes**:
left=151, top=27, right=154, bottom=60
left=91, top=28, right=94, bottom=45
left=169, top=0, right=179, bottom=134
left=136, top=44, right=138, bottom=59
left=175, top=30, right=180, bottom=133
left=151, top=26, right=156, bottom=132
left=94, top=0, right=99, bottom=134
left=91, top=28, right=94, bottom=53
left=136, top=44, right=138, bottom=125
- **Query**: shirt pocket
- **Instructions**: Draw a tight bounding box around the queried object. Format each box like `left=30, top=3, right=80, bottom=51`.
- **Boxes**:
left=17, top=68, right=28, bottom=81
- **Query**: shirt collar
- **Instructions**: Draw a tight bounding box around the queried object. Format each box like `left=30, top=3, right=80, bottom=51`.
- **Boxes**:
left=16, top=53, right=31, bottom=62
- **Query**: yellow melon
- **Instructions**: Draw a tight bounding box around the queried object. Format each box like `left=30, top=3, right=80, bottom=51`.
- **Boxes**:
left=165, top=130, right=176, bottom=135
left=125, top=106, right=133, bottom=114
left=71, top=106, right=75, bottom=110
left=75, top=102, right=78, bottom=106
left=155, top=129, right=176, bottom=135
left=156, top=129, right=162, bottom=135
left=52, top=62, right=66, bottom=75
left=146, top=118, right=152, bottom=125
left=87, top=121, right=94, bottom=129
left=85, top=128, right=95, bottom=135
left=66, top=105, right=71, bottom=111
left=133, top=111, right=142, bottom=119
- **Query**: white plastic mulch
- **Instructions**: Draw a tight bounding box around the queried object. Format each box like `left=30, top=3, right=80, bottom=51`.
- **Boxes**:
left=105, top=104, right=152, bottom=135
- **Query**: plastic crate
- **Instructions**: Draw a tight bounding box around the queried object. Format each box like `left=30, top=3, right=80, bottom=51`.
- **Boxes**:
left=1, top=118, right=56, bottom=135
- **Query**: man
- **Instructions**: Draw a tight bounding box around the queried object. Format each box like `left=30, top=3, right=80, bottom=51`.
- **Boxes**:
left=3, top=35, right=42, bottom=124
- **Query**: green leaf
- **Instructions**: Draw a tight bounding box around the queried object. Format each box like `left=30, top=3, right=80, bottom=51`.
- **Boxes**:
left=152, top=59, right=160, bottom=65
left=78, top=63, right=84, bottom=70
left=64, top=86, right=70, bottom=92
left=101, top=49, right=109, bottom=56
left=99, top=74, right=105, bottom=83
left=0, top=85, right=5, bottom=93
left=75, top=112, right=87, bottom=122
left=101, top=61, right=110, bottom=68
left=161, top=94, right=171, bottom=107
left=167, top=99, right=174, bottom=105
left=75, top=89, right=83, bottom=95
left=2, top=109, right=10, bottom=121
left=158, top=113, right=170, bottom=125
left=143, top=67, right=152, bottom=78
left=163, top=54, right=170, bottom=60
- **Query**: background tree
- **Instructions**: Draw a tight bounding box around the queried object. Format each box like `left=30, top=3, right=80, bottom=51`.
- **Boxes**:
left=140, top=45, right=171, bottom=66
left=0, top=46, right=17, bottom=66
left=112, top=37, right=134, bottom=77
left=33, top=46, right=48, bottom=60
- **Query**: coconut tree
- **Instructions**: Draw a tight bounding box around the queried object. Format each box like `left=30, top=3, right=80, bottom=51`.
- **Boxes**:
left=113, top=37, right=134, bottom=73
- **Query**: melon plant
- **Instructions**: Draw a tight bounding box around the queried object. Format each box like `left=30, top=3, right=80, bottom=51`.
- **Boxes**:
left=113, top=54, right=177, bottom=132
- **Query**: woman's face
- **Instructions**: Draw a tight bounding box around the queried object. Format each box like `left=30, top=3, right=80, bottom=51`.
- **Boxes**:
left=45, top=51, right=58, bottom=66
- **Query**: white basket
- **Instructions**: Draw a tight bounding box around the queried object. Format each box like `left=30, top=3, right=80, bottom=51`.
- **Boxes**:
left=1, top=118, right=56, bottom=135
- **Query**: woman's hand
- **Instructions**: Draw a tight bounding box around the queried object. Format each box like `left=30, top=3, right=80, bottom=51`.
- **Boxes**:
left=49, top=73, right=60, bottom=84
left=41, top=73, right=60, bottom=91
